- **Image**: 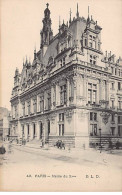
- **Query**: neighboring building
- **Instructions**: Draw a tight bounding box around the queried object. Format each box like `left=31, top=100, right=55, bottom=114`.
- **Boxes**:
left=0, top=107, right=11, bottom=140
left=10, top=4, right=122, bottom=148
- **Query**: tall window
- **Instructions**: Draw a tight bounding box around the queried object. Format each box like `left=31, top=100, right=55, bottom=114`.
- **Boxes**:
left=118, top=100, right=121, bottom=109
left=27, top=124, right=29, bottom=136
left=90, top=112, right=97, bottom=121
left=118, top=82, right=121, bottom=90
left=22, top=125, right=24, bottom=136
left=118, top=116, right=122, bottom=124
left=118, top=126, right=122, bottom=136
left=85, top=39, right=87, bottom=46
left=111, top=100, right=114, bottom=108
left=118, top=69, right=121, bottom=76
left=88, top=89, right=92, bottom=103
left=33, top=123, right=36, bottom=138
left=60, top=59, right=62, bottom=67
left=93, top=91, right=97, bottom=103
left=90, top=55, right=97, bottom=65
left=63, top=57, right=65, bottom=66
left=98, top=43, right=100, bottom=50
left=111, top=82, right=114, bottom=90
left=60, top=84, right=67, bottom=105
left=60, top=57, right=65, bottom=67
left=48, top=120, right=50, bottom=135
left=47, top=93, right=51, bottom=110
left=89, top=35, right=96, bottom=49
left=28, top=101, right=30, bottom=115
left=115, top=68, right=117, bottom=75
left=33, top=99, right=37, bottom=113
left=23, top=103, right=25, bottom=116
left=59, top=124, right=64, bottom=136
left=111, top=67, right=114, bottom=74
left=111, top=114, right=115, bottom=122
left=111, top=127, right=115, bottom=136
left=59, top=113, right=64, bottom=121
left=90, top=124, right=97, bottom=136
left=88, top=83, right=97, bottom=104
left=40, top=96, right=44, bottom=112
left=59, top=113, right=64, bottom=136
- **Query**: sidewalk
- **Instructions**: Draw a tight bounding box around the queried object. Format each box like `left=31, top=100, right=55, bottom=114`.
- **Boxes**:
left=8, top=142, right=122, bottom=169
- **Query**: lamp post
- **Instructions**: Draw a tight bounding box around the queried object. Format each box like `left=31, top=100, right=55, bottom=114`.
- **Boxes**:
left=99, top=128, right=102, bottom=153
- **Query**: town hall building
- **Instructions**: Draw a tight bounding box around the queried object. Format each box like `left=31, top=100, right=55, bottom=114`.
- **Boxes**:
left=10, top=3, right=122, bottom=148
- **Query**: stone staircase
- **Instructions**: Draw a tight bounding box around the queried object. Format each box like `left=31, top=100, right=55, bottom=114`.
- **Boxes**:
left=47, top=136, right=75, bottom=148
left=89, top=135, right=120, bottom=149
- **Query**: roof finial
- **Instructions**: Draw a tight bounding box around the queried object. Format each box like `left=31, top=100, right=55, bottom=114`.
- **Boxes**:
left=34, top=44, right=36, bottom=52
left=87, top=6, right=90, bottom=24
left=46, top=3, right=49, bottom=8
left=63, top=19, right=64, bottom=24
left=76, top=3, right=79, bottom=18
left=69, top=8, right=72, bottom=24
left=26, top=55, right=28, bottom=63
left=59, top=16, right=61, bottom=28
left=23, top=57, right=25, bottom=66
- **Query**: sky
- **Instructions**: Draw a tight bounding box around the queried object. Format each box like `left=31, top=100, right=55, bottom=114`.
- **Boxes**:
left=1, top=0, right=122, bottom=110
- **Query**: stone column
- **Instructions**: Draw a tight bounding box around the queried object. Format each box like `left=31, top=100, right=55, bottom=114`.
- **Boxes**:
left=99, top=80, right=102, bottom=101
left=30, top=123, right=33, bottom=140
left=42, top=122, right=45, bottom=144
left=51, top=85, right=54, bottom=110
left=24, top=124, right=28, bottom=139
left=11, top=105, right=13, bottom=119
left=30, top=98, right=33, bottom=114
left=83, top=77, right=87, bottom=104
left=44, top=90, right=47, bottom=110
left=106, top=81, right=109, bottom=101
left=36, top=122, right=40, bottom=140
left=37, top=95, right=40, bottom=112
left=97, top=80, right=99, bottom=104
left=56, top=83, right=60, bottom=106
left=19, top=101, right=22, bottom=117
left=73, top=79, right=77, bottom=105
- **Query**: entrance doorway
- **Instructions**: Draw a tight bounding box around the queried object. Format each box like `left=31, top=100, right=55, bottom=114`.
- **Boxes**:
left=40, top=122, right=43, bottom=139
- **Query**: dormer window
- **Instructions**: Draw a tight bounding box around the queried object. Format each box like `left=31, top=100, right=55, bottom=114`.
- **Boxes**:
left=89, top=35, right=96, bottom=49
left=90, top=55, right=97, bottom=65
left=60, top=57, right=65, bottom=67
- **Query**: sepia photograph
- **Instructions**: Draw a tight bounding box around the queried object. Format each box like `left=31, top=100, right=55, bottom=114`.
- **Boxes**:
left=0, top=0, right=122, bottom=192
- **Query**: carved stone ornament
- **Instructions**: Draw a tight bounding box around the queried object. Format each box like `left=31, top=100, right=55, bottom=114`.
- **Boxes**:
left=100, top=112, right=111, bottom=125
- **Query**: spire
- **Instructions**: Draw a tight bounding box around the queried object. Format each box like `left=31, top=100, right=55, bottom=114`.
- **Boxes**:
left=87, top=6, right=90, bottom=24
left=34, top=47, right=36, bottom=60
left=76, top=3, right=79, bottom=18
left=59, top=16, right=61, bottom=28
left=25, top=55, right=28, bottom=64
left=46, top=3, right=49, bottom=8
left=69, top=8, right=72, bottom=24
left=23, top=57, right=25, bottom=67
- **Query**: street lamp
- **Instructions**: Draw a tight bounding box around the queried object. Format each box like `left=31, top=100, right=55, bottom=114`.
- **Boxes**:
left=99, top=128, right=102, bottom=153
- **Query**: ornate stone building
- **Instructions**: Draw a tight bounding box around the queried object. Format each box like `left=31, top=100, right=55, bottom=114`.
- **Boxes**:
left=10, top=4, right=122, bottom=148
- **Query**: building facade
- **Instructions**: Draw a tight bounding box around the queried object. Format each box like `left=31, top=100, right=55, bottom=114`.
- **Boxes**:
left=10, top=4, right=122, bottom=148
left=0, top=107, right=11, bottom=141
